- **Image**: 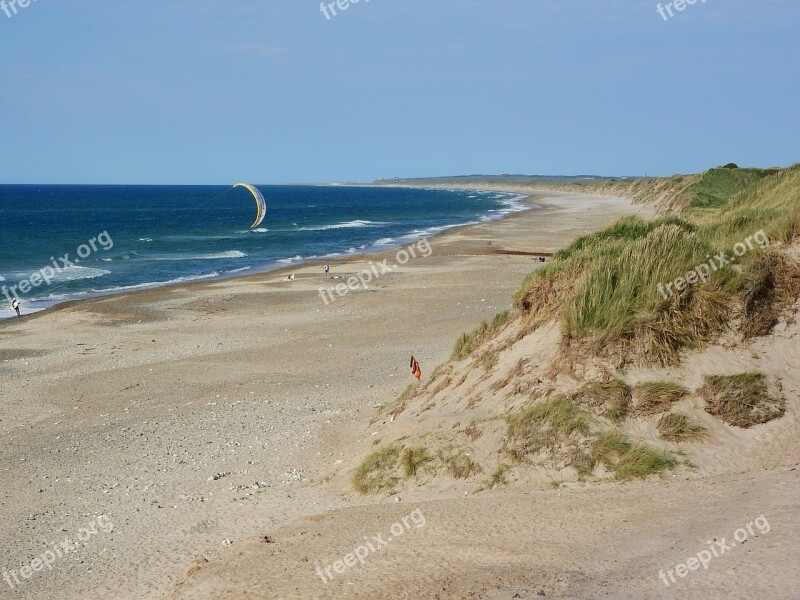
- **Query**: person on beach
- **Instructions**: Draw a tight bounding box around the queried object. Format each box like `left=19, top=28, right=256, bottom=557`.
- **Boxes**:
left=10, top=298, right=20, bottom=316
left=324, top=264, right=330, bottom=276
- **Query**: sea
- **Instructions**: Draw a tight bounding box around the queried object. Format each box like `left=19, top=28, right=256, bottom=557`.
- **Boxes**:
left=0, top=185, right=528, bottom=319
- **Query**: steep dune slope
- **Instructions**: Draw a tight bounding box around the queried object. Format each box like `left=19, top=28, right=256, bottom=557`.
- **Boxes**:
left=348, top=166, right=800, bottom=497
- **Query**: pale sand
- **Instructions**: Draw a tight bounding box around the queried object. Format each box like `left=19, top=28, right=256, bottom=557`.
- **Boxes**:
left=4, top=190, right=796, bottom=600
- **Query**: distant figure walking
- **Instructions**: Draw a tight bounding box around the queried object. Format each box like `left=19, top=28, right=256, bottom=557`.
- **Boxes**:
left=10, top=298, right=21, bottom=317
left=324, top=264, right=330, bottom=276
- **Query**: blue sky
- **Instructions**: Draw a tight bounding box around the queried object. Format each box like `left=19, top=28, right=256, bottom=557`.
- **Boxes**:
left=0, top=0, right=798, bottom=183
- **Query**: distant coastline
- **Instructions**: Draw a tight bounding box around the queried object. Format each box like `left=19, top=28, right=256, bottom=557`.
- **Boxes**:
left=0, top=185, right=535, bottom=323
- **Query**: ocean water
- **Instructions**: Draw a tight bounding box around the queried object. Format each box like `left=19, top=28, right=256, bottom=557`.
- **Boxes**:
left=0, top=185, right=528, bottom=318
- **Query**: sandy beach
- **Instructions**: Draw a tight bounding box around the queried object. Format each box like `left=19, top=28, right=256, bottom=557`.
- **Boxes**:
left=3, top=188, right=798, bottom=600
left=0, top=190, right=646, bottom=599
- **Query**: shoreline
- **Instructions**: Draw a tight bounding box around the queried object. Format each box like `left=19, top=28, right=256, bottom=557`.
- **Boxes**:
left=0, top=189, right=650, bottom=600
left=0, top=187, right=536, bottom=326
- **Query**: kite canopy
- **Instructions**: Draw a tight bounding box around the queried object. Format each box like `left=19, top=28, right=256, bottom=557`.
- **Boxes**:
left=233, top=183, right=267, bottom=229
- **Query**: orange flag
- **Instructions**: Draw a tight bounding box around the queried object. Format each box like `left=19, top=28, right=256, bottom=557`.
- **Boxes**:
left=410, top=355, right=422, bottom=380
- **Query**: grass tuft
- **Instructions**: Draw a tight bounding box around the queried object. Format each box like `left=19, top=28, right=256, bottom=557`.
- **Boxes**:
left=700, top=373, right=785, bottom=428
left=741, top=252, right=800, bottom=339
left=657, top=413, right=708, bottom=442
left=352, top=445, right=402, bottom=495
left=583, top=430, right=677, bottom=480
left=632, top=381, right=689, bottom=416
left=485, top=464, right=510, bottom=489
left=439, top=447, right=483, bottom=479
left=613, top=445, right=678, bottom=480
left=400, top=446, right=432, bottom=478
left=570, top=380, right=632, bottom=423
left=506, top=397, right=591, bottom=461
left=451, top=311, right=511, bottom=361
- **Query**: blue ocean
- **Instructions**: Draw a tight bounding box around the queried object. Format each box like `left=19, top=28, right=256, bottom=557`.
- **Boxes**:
left=0, top=185, right=528, bottom=318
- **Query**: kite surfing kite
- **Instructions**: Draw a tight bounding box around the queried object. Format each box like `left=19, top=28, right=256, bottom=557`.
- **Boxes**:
left=410, top=355, right=422, bottom=380
left=233, top=183, right=267, bottom=229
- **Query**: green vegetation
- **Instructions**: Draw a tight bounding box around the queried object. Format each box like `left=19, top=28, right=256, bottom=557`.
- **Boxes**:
left=569, top=380, right=632, bottom=423
left=479, top=349, right=501, bottom=371
left=613, top=444, right=678, bottom=480
left=583, top=430, right=677, bottom=480
left=513, top=165, right=800, bottom=365
left=452, top=311, right=511, bottom=361
left=353, top=441, right=485, bottom=494
left=589, top=429, right=632, bottom=466
left=506, top=397, right=591, bottom=461
left=633, top=381, right=689, bottom=416
left=352, top=445, right=402, bottom=494
left=657, top=412, right=708, bottom=442
left=741, top=252, right=800, bottom=339
left=678, top=167, right=778, bottom=209
left=400, top=446, right=432, bottom=478
left=439, top=446, right=483, bottom=479
left=482, top=464, right=510, bottom=489
left=700, top=373, right=785, bottom=428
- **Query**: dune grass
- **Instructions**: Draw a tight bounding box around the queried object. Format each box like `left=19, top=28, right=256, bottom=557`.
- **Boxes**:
left=590, top=429, right=632, bottom=465
left=569, top=380, right=632, bottom=423
left=700, top=372, right=785, bottom=428
left=438, top=446, right=483, bottom=479
left=678, top=167, right=779, bottom=209
left=506, top=397, right=591, bottom=461
left=613, top=444, right=678, bottom=480
left=584, top=430, right=677, bottom=480
left=352, top=445, right=402, bottom=494
left=657, top=413, right=708, bottom=442
left=452, top=311, right=511, bottom=361
left=482, top=464, right=510, bottom=490
left=577, top=430, right=678, bottom=479
left=400, top=446, right=432, bottom=478
left=633, top=381, right=689, bottom=416
left=741, top=252, right=800, bottom=339
left=354, top=441, right=486, bottom=494
left=512, top=165, right=800, bottom=365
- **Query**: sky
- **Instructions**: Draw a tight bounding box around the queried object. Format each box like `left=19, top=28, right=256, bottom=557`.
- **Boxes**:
left=0, top=0, right=798, bottom=184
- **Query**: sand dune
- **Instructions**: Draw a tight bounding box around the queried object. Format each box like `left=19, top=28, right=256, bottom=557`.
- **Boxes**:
left=0, top=192, right=644, bottom=599
left=4, top=188, right=796, bottom=599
